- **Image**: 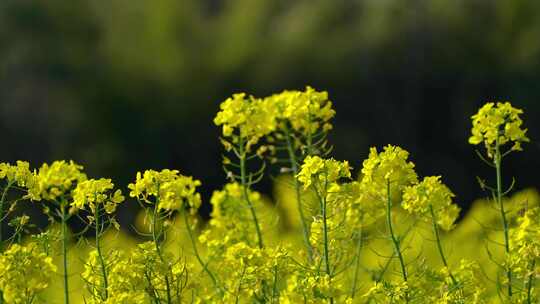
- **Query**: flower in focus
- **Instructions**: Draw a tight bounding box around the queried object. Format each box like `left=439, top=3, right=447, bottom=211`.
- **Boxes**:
left=72, top=178, right=125, bottom=214
left=128, top=169, right=202, bottom=213
left=360, top=145, right=418, bottom=202
left=297, top=156, right=351, bottom=190
left=27, top=160, right=87, bottom=202
left=469, top=102, right=529, bottom=157
left=267, top=86, right=335, bottom=134
left=214, top=93, right=278, bottom=148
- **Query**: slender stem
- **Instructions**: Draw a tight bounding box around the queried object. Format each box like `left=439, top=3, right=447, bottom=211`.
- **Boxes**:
left=61, top=203, right=70, bottom=304
left=494, top=142, right=512, bottom=298
left=0, top=183, right=10, bottom=252
left=284, top=127, right=312, bottom=260
left=313, top=177, right=334, bottom=304
left=94, top=205, right=108, bottom=299
left=386, top=181, right=409, bottom=302
left=183, top=211, right=220, bottom=293
left=238, top=141, right=264, bottom=249
left=526, top=260, right=536, bottom=304
left=152, top=204, right=172, bottom=304
left=429, top=205, right=458, bottom=286
left=350, top=226, right=363, bottom=299
left=0, top=183, right=10, bottom=304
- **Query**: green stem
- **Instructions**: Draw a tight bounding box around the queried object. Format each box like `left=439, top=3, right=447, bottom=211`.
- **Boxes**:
left=238, top=142, right=264, bottom=249
left=152, top=204, right=172, bottom=304
left=350, top=227, right=363, bottom=299
left=284, top=127, right=312, bottom=260
left=429, top=205, right=458, bottom=286
left=386, top=181, right=409, bottom=302
left=0, top=183, right=10, bottom=304
left=61, top=203, right=70, bottom=304
left=314, top=177, right=334, bottom=304
left=94, top=205, right=108, bottom=299
left=183, top=211, right=220, bottom=293
left=526, top=260, right=535, bottom=304
left=494, top=142, right=512, bottom=298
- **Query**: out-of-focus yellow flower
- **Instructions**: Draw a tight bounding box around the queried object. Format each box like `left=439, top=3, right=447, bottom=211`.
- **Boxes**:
left=469, top=102, right=529, bottom=157
left=0, top=243, right=57, bottom=304
left=0, top=161, right=35, bottom=188
left=402, top=176, right=460, bottom=231
left=128, top=169, right=202, bottom=213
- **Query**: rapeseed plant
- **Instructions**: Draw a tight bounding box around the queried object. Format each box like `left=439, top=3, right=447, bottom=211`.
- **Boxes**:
left=0, top=93, right=536, bottom=304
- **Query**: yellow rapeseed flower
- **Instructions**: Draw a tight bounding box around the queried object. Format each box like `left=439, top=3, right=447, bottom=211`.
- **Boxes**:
left=27, top=160, right=87, bottom=202
left=469, top=102, right=529, bottom=157
left=402, top=176, right=461, bottom=231
left=297, top=156, right=351, bottom=190
left=0, top=243, right=57, bottom=304
left=360, top=145, right=418, bottom=202
left=128, top=169, right=202, bottom=212
left=0, top=161, right=35, bottom=188
left=72, top=178, right=125, bottom=214
left=267, top=86, right=335, bottom=134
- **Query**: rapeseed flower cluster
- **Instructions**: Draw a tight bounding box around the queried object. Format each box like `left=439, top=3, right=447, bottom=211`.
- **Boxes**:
left=72, top=178, right=125, bottom=214
left=0, top=161, right=35, bottom=188
left=469, top=102, right=529, bottom=157
left=128, top=169, right=202, bottom=212
left=266, top=86, right=335, bottom=134
left=297, top=156, right=351, bottom=190
left=27, top=160, right=87, bottom=202
left=402, top=176, right=460, bottom=231
left=0, top=243, right=56, bottom=304
left=360, top=145, right=418, bottom=203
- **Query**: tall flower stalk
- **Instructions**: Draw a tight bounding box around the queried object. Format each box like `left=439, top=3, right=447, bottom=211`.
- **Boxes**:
left=469, top=102, right=529, bottom=300
left=25, top=160, right=87, bottom=304
left=297, top=156, right=351, bottom=303
left=129, top=169, right=202, bottom=303
left=73, top=178, right=125, bottom=302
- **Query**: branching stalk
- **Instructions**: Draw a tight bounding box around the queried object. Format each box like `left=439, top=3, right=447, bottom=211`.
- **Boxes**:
left=429, top=205, right=458, bottom=286
left=238, top=141, right=264, bottom=249
left=386, top=181, right=409, bottom=302
left=182, top=210, right=221, bottom=294
left=284, top=126, right=312, bottom=260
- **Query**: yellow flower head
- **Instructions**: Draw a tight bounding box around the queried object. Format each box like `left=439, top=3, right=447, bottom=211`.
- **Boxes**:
left=360, top=145, right=418, bottom=201
left=297, top=156, right=351, bottom=190
left=0, top=161, right=35, bottom=188
left=0, top=243, right=57, bottom=304
left=128, top=169, right=202, bottom=212
left=267, top=86, right=335, bottom=134
left=28, top=160, right=87, bottom=201
left=402, top=176, right=461, bottom=231
left=214, top=93, right=278, bottom=147
left=469, top=102, right=529, bottom=157
left=72, top=178, right=125, bottom=214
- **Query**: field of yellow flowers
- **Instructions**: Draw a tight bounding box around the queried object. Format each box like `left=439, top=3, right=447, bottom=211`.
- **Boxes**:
left=0, top=89, right=537, bottom=303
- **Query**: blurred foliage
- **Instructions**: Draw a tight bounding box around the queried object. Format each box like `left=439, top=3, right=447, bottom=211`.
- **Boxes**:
left=1, top=0, right=540, bottom=226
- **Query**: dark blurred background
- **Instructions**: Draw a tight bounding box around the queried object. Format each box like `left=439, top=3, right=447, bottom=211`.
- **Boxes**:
left=1, top=0, right=539, bottom=228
